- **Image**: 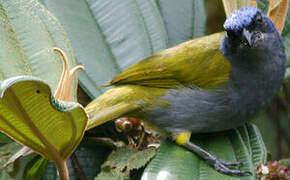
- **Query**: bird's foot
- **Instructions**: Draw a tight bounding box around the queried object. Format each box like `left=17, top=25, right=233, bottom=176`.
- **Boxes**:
left=218, top=159, right=244, bottom=167
left=184, top=141, right=252, bottom=176
left=210, top=158, right=251, bottom=176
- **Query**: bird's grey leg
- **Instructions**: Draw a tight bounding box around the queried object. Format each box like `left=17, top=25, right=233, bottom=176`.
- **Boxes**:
left=184, top=141, right=252, bottom=176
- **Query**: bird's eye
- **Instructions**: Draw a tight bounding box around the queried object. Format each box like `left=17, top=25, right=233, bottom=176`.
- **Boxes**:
left=253, top=32, right=263, bottom=41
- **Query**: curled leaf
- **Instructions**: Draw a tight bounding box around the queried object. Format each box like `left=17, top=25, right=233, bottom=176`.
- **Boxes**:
left=0, top=76, right=87, bottom=162
left=267, top=0, right=289, bottom=33
left=222, top=0, right=252, bottom=17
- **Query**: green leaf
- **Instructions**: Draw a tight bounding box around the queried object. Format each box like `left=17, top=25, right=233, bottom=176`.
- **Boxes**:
left=155, top=0, right=207, bottom=46
left=95, top=148, right=156, bottom=180
left=24, top=156, right=49, bottom=180
left=252, top=112, right=290, bottom=159
left=0, top=133, right=13, bottom=145
left=0, top=76, right=87, bottom=161
left=0, top=142, right=23, bottom=179
left=0, top=0, right=78, bottom=101
left=142, top=124, right=266, bottom=180
left=42, top=0, right=207, bottom=99
left=279, top=159, right=290, bottom=166
left=42, top=0, right=168, bottom=98
left=0, top=142, right=40, bottom=180
left=0, top=0, right=89, bottom=172
left=94, top=170, right=121, bottom=180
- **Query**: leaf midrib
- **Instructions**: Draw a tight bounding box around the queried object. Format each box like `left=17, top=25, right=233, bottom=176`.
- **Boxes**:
left=0, top=1, right=34, bottom=78
left=84, top=0, right=122, bottom=73
left=9, top=87, right=61, bottom=161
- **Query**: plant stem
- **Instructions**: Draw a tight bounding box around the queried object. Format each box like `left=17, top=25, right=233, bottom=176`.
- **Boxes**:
left=55, top=159, right=69, bottom=180
left=71, top=153, right=86, bottom=180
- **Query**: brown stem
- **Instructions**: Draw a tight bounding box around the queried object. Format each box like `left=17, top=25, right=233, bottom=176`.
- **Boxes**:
left=71, top=153, right=86, bottom=180
left=55, top=159, right=69, bottom=180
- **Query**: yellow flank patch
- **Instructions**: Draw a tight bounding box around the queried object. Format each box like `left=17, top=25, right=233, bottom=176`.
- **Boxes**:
left=175, top=132, right=191, bottom=145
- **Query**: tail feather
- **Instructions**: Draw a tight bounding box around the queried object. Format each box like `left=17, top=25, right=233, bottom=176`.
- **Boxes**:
left=85, top=102, right=139, bottom=130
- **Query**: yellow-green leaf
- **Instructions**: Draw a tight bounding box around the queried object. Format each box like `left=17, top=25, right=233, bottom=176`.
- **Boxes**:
left=0, top=76, right=87, bottom=161
left=0, top=0, right=78, bottom=101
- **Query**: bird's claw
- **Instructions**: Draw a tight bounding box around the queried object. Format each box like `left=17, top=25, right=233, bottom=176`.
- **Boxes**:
left=219, top=160, right=244, bottom=167
left=212, top=159, right=252, bottom=176
left=184, top=141, right=252, bottom=176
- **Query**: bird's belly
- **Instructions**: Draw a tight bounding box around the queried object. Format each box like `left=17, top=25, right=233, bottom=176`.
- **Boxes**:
left=147, top=108, right=247, bottom=134
left=146, top=88, right=250, bottom=134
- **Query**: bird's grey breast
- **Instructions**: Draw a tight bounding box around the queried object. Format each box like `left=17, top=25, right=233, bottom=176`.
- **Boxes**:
left=147, top=87, right=237, bottom=134
left=147, top=39, right=286, bottom=135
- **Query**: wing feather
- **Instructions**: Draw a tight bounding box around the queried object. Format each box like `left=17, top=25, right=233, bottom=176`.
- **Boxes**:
left=105, top=32, right=231, bottom=89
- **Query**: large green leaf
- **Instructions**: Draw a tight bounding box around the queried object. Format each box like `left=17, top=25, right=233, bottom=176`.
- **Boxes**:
left=95, top=147, right=156, bottom=180
left=142, top=124, right=266, bottom=180
left=0, top=0, right=78, bottom=101
left=155, top=0, right=206, bottom=46
left=24, top=156, right=49, bottom=180
left=0, top=77, right=87, bottom=160
left=0, top=0, right=88, bottom=177
left=41, top=0, right=206, bottom=99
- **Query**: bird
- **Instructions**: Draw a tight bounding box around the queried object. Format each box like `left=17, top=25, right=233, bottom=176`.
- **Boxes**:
left=85, top=7, right=286, bottom=176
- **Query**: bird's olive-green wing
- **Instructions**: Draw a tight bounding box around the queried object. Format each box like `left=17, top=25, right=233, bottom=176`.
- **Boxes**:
left=104, top=32, right=231, bottom=89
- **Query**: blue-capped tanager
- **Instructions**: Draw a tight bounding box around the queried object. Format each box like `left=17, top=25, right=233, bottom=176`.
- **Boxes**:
left=85, top=7, right=286, bottom=175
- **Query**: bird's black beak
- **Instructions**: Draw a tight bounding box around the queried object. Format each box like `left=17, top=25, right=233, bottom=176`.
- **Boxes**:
left=242, top=28, right=252, bottom=46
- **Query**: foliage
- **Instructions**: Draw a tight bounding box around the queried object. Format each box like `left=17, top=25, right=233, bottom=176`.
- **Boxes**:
left=95, top=148, right=156, bottom=180
left=0, top=0, right=288, bottom=179
left=41, top=0, right=275, bottom=179
left=143, top=125, right=266, bottom=180
left=41, top=0, right=206, bottom=99
left=0, top=0, right=88, bottom=179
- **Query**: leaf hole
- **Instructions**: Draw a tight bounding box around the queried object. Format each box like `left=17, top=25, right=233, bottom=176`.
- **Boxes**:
left=36, top=90, right=40, bottom=94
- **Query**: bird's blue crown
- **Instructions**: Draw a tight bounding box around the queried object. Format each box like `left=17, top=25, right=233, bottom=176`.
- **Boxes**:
left=224, top=7, right=261, bottom=32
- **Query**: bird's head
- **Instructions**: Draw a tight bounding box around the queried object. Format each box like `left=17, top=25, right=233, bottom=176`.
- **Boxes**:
left=221, top=6, right=283, bottom=57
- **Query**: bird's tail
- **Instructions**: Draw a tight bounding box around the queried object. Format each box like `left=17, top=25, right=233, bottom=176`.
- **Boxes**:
left=85, top=102, right=139, bottom=130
